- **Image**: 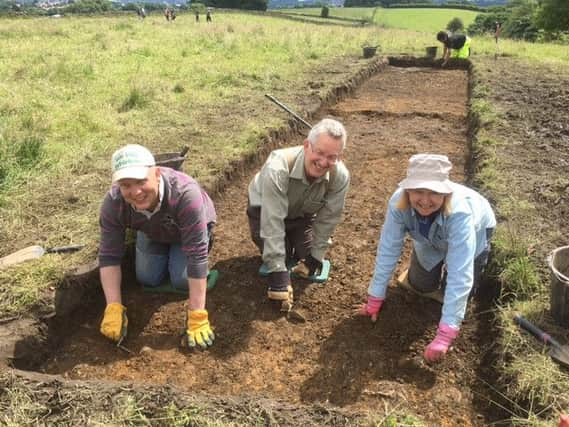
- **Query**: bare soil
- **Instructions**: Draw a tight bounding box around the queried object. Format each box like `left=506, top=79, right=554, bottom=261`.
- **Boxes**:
left=27, top=65, right=503, bottom=426
left=474, top=57, right=569, bottom=259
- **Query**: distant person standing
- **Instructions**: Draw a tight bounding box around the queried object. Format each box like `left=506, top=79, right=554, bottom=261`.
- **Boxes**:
left=195, top=9, right=199, bottom=22
left=436, top=30, right=471, bottom=67
left=494, top=22, right=502, bottom=44
left=137, top=6, right=146, bottom=20
left=206, top=7, right=212, bottom=23
left=494, top=22, right=502, bottom=58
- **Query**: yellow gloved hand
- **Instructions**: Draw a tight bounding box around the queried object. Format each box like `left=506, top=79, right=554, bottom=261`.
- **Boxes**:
left=181, top=309, right=215, bottom=349
left=100, top=303, right=128, bottom=343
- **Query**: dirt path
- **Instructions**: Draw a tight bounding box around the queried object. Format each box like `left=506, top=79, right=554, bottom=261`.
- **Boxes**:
left=40, top=66, right=494, bottom=425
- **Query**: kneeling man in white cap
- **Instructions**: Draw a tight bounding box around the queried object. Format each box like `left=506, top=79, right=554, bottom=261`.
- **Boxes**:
left=98, top=144, right=217, bottom=350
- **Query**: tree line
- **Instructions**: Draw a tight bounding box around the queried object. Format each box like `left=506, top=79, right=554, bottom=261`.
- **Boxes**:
left=467, top=0, right=568, bottom=42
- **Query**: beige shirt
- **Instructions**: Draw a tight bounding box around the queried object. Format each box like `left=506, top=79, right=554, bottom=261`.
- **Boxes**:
left=248, top=146, right=350, bottom=272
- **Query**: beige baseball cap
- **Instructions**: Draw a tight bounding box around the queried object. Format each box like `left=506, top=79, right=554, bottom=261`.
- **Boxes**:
left=111, top=144, right=155, bottom=183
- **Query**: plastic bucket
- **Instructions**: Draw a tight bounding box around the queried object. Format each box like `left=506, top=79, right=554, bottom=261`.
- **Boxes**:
left=426, top=46, right=438, bottom=59
left=549, top=245, right=569, bottom=327
left=363, top=46, right=377, bottom=59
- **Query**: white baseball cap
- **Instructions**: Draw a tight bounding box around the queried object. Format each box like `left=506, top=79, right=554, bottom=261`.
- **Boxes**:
left=111, top=144, right=155, bottom=183
left=398, top=154, right=453, bottom=194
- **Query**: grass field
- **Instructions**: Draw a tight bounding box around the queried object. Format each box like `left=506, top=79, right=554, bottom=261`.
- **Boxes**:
left=1, top=11, right=569, bottom=425
left=277, top=7, right=480, bottom=33
left=1, top=11, right=569, bottom=317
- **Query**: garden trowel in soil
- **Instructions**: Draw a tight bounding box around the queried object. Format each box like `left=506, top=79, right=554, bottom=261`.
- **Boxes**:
left=514, top=314, right=569, bottom=369
left=0, top=244, right=85, bottom=270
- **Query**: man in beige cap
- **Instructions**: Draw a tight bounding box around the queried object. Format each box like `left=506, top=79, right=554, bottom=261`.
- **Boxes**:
left=98, top=144, right=217, bottom=350
left=355, top=153, right=496, bottom=363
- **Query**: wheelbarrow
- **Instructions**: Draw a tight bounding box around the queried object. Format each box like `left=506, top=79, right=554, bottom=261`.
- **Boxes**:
left=155, top=146, right=189, bottom=171
left=514, top=314, right=569, bottom=368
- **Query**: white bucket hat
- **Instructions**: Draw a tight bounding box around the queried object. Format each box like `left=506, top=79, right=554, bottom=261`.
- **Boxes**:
left=398, top=154, right=453, bottom=194
left=111, top=144, right=155, bottom=183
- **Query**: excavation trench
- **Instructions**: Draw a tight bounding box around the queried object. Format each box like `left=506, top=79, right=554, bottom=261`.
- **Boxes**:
left=11, top=62, right=504, bottom=425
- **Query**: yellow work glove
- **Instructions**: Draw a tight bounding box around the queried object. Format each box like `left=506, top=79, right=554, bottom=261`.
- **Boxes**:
left=100, top=303, right=128, bottom=343
left=181, top=309, right=215, bottom=349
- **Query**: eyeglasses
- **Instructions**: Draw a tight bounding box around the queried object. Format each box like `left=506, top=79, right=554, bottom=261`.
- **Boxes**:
left=311, top=146, right=341, bottom=164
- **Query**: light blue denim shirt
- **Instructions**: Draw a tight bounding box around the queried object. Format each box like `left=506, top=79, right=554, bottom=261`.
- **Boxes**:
left=368, top=182, right=496, bottom=328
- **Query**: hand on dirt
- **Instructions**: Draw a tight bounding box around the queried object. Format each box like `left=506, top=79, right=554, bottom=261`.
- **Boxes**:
left=353, top=295, right=384, bottom=322
left=181, top=309, right=215, bottom=349
left=100, top=303, right=128, bottom=343
left=424, top=323, right=459, bottom=363
left=291, top=254, right=322, bottom=278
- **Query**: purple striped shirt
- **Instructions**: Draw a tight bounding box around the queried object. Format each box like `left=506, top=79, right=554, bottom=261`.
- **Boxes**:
left=98, top=168, right=216, bottom=278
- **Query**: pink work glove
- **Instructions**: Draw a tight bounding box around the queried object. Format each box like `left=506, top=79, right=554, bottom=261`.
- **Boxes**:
left=424, top=323, right=459, bottom=363
left=355, top=295, right=384, bottom=322
left=559, top=414, right=569, bottom=427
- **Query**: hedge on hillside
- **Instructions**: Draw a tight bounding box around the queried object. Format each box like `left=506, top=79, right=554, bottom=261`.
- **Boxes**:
left=387, top=3, right=484, bottom=11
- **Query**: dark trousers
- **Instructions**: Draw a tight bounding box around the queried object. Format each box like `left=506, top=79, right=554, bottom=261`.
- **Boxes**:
left=408, top=228, right=494, bottom=293
left=246, top=204, right=314, bottom=263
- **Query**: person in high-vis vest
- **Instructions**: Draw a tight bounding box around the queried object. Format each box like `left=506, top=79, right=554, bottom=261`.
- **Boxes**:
left=247, top=118, right=350, bottom=310
left=437, top=31, right=471, bottom=66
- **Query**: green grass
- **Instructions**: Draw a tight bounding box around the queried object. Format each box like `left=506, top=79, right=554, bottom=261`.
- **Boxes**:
left=0, top=12, right=392, bottom=316
left=278, top=7, right=479, bottom=33
left=470, top=56, right=569, bottom=424
left=1, top=5, right=569, bottom=323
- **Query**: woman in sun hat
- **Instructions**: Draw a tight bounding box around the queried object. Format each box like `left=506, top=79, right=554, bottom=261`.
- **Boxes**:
left=355, top=153, right=496, bottom=363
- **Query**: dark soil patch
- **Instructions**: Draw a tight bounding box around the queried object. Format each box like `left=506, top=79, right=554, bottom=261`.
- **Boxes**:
left=14, top=65, right=507, bottom=426
left=474, top=57, right=569, bottom=260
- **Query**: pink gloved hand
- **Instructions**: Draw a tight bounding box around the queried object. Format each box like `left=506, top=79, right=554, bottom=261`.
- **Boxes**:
left=424, top=323, right=459, bottom=363
left=354, top=295, right=384, bottom=322
left=559, top=414, right=569, bottom=427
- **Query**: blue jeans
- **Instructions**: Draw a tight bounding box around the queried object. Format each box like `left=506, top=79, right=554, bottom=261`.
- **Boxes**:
left=135, top=224, right=214, bottom=290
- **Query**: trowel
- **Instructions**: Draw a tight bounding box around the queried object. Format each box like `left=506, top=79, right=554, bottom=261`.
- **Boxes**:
left=514, top=314, right=569, bottom=369
left=0, top=244, right=85, bottom=270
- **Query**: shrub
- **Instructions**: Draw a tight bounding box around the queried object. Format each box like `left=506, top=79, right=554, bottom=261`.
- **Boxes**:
left=447, top=17, right=464, bottom=33
left=119, top=87, right=149, bottom=112
left=320, top=6, right=329, bottom=18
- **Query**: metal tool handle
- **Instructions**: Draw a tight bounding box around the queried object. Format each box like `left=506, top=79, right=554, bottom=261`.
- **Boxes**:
left=514, top=315, right=562, bottom=348
left=179, top=146, right=190, bottom=157
left=46, top=244, right=86, bottom=254
left=265, top=94, right=312, bottom=129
